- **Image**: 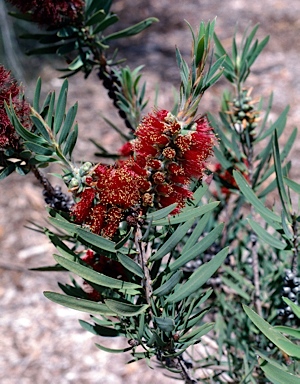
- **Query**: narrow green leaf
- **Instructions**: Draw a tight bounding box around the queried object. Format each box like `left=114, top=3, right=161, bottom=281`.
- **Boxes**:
left=44, top=291, right=115, bottom=315
left=92, top=14, right=119, bottom=35
left=117, top=253, right=144, bottom=278
left=179, top=322, right=214, bottom=343
left=273, top=130, right=291, bottom=219
left=53, top=254, right=141, bottom=293
left=105, top=17, right=158, bottom=40
left=153, top=270, right=183, bottom=297
left=79, top=319, right=121, bottom=337
left=76, top=227, right=128, bottom=255
left=167, top=247, right=228, bottom=303
left=62, top=124, right=78, bottom=157
left=248, top=219, right=286, bottom=250
left=154, top=317, right=175, bottom=332
left=221, top=276, right=250, bottom=301
left=181, top=212, right=211, bottom=253
left=150, top=218, right=196, bottom=261
left=169, top=223, right=224, bottom=271
left=58, top=103, right=78, bottom=145
left=152, top=202, right=219, bottom=226
left=233, top=170, right=281, bottom=223
left=282, top=297, right=300, bottom=319
left=105, top=299, right=148, bottom=316
left=95, top=343, right=133, bottom=354
left=284, top=177, right=300, bottom=194
left=30, top=114, right=51, bottom=142
left=259, top=359, right=300, bottom=384
left=0, top=164, right=16, bottom=179
left=146, top=203, right=177, bottom=221
left=24, top=142, right=54, bottom=156
left=85, top=9, right=106, bottom=26
left=33, top=77, right=41, bottom=112
left=274, top=326, right=300, bottom=339
left=54, top=80, right=68, bottom=134
left=243, top=305, right=300, bottom=358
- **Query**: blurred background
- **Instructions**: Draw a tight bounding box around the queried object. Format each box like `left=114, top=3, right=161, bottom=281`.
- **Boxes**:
left=1, top=0, right=300, bottom=382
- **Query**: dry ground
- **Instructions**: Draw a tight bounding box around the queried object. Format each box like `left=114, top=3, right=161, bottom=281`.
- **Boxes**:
left=1, top=0, right=300, bottom=383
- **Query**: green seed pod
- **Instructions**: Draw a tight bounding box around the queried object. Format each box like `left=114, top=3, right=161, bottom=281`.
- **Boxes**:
left=69, top=177, right=79, bottom=188
left=80, top=162, right=93, bottom=174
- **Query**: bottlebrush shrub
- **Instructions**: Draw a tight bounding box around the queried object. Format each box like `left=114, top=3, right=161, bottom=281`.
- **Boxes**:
left=2, top=1, right=300, bottom=383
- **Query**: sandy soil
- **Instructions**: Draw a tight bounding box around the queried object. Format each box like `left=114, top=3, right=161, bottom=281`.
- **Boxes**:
left=1, top=0, right=300, bottom=383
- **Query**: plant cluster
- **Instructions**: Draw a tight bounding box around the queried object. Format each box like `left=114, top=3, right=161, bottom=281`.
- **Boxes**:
left=2, top=1, right=300, bottom=383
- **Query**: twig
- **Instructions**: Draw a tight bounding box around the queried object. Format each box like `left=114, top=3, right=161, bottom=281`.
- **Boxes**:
left=250, top=230, right=262, bottom=317
left=30, top=164, right=55, bottom=196
left=134, top=224, right=153, bottom=307
left=291, top=215, right=299, bottom=275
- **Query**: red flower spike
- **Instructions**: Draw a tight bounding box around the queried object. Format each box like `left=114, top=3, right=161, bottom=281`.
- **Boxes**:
left=162, top=147, right=176, bottom=160
left=7, top=0, right=84, bottom=28
left=156, top=183, right=174, bottom=196
left=88, top=203, right=106, bottom=234
left=102, top=207, right=123, bottom=238
left=152, top=171, right=165, bottom=185
left=71, top=188, right=96, bottom=223
left=0, top=65, right=31, bottom=149
left=119, top=141, right=134, bottom=157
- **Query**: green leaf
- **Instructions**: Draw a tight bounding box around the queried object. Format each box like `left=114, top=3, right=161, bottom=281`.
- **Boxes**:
left=221, top=276, right=250, bottom=301
left=284, top=177, right=300, bottom=194
left=0, top=164, right=16, bottom=180
left=150, top=218, right=196, bottom=261
left=152, top=202, right=219, bottom=226
left=274, top=326, right=300, bottom=339
left=95, top=343, right=133, bottom=354
left=104, top=299, right=148, bottom=316
left=24, top=142, right=54, bottom=156
left=44, top=291, right=115, bottom=315
left=247, top=219, right=286, bottom=250
left=105, top=17, right=158, bottom=40
left=181, top=212, right=210, bottom=253
left=282, top=297, right=300, bottom=319
left=79, top=319, right=121, bottom=337
left=259, top=358, right=300, bottom=384
left=169, top=223, right=224, bottom=271
left=85, top=9, right=106, bottom=26
left=243, top=305, right=300, bottom=358
left=62, top=124, right=78, bottom=157
left=92, top=14, right=119, bottom=35
left=167, top=247, right=228, bottom=303
left=273, top=130, right=291, bottom=219
left=76, top=227, right=129, bottom=255
left=58, top=102, right=78, bottom=145
left=33, top=77, right=41, bottom=111
left=233, top=170, right=281, bottom=223
left=54, top=79, right=68, bottom=134
left=117, top=253, right=144, bottom=278
left=154, top=317, right=175, bottom=332
left=53, top=254, right=141, bottom=293
left=153, top=270, right=183, bottom=297
left=179, top=322, right=214, bottom=343
left=30, top=114, right=51, bottom=142
left=146, top=203, right=177, bottom=221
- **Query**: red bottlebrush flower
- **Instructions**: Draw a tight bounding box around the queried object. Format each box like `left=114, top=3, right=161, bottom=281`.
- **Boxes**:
left=118, top=141, right=134, bottom=157
left=0, top=65, right=31, bottom=149
left=158, top=185, right=193, bottom=213
left=6, top=0, right=84, bottom=28
left=152, top=171, right=165, bottom=185
left=102, top=206, right=123, bottom=238
left=71, top=188, right=96, bottom=223
left=88, top=203, right=106, bottom=234
left=177, top=117, right=215, bottom=178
